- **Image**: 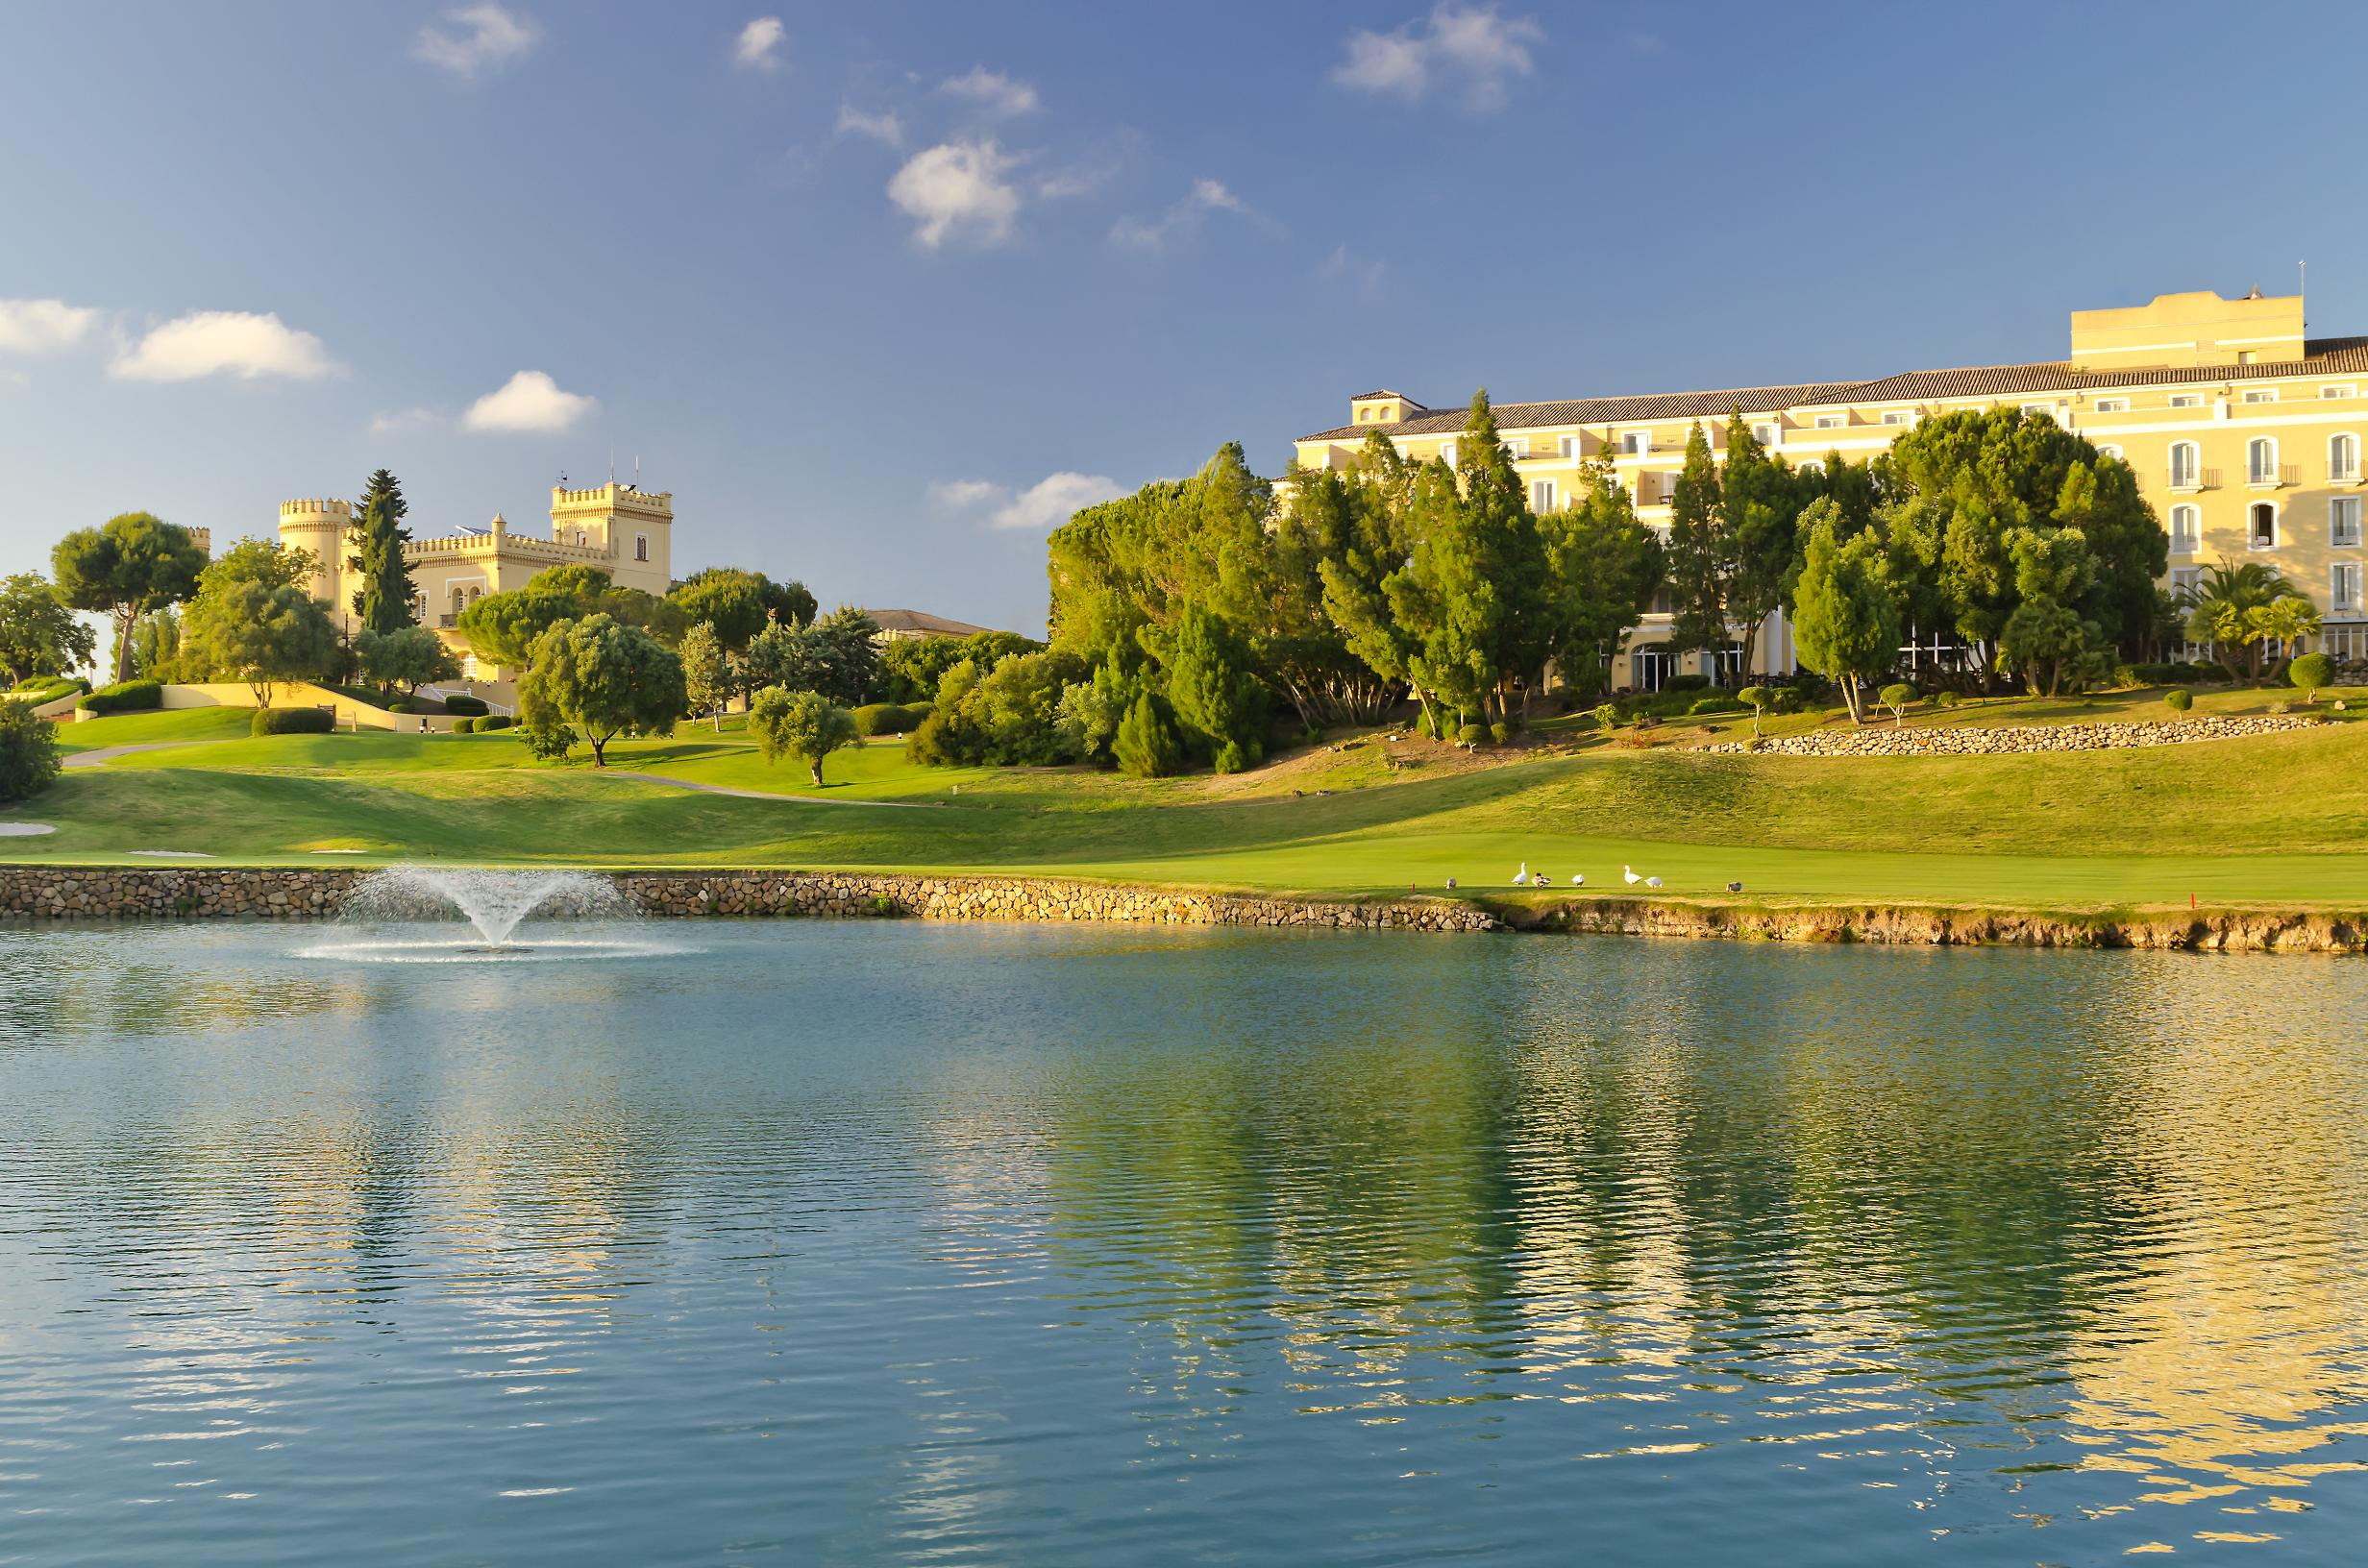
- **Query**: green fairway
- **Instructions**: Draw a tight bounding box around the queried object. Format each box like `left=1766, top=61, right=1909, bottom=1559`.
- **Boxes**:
left=12, top=691, right=2368, bottom=913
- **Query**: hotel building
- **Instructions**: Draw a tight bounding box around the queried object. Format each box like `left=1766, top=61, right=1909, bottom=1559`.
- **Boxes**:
left=1294, top=289, right=2368, bottom=689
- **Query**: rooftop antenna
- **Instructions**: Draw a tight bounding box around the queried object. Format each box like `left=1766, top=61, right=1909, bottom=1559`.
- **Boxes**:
left=634, top=453, right=641, bottom=488
left=608, top=450, right=615, bottom=485
left=2301, top=259, right=2307, bottom=330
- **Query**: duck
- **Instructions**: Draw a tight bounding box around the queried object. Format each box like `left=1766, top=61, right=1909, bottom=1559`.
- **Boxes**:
left=1725, top=880, right=1744, bottom=894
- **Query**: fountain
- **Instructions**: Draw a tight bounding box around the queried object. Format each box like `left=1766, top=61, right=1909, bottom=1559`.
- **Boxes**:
left=299, top=867, right=681, bottom=964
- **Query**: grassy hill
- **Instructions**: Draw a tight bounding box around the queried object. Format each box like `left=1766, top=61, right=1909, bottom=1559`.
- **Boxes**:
left=11, top=685, right=2368, bottom=913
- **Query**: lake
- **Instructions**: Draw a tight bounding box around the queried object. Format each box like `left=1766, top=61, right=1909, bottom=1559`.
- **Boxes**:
left=1, top=918, right=2364, bottom=1565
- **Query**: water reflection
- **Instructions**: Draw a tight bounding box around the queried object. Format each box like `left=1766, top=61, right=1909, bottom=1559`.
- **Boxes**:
left=0, top=922, right=2363, bottom=1564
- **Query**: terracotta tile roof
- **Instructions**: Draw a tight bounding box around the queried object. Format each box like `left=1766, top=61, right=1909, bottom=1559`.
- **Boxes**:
left=1303, top=338, right=2368, bottom=444
left=863, top=607, right=995, bottom=638
left=1351, top=388, right=1423, bottom=404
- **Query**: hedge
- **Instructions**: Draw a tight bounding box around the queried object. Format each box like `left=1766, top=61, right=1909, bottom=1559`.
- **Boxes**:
left=852, top=702, right=922, bottom=737
left=82, top=679, right=162, bottom=715
left=10, top=675, right=86, bottom=701
left=478, top=715, right=514, bottom=731
left=442, top=695, right=488, bottom=717
left=452, top=717, right=477, bottom=733
left=252, top=706, right=334, bottom=735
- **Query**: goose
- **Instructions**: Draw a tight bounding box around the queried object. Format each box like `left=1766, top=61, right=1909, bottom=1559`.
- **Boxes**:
left=1622, top=865, right=1643, bottom=887
left=1646, top=876, right=1664, bottom=890
left=1512, top=863, right=1530, bottom=886
left=1570, top=873, right=1585, bottom=887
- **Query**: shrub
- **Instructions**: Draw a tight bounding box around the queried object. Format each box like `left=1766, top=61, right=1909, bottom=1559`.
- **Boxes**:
left=0, top=700, right=61, bottom=803
left=1591, top=702, right=1618, bottom=731
left=452, top=717, right=478, bottom=733
left=2268, top=698, right=2294, bottom=716
left=2163, top=687, right=2193, bottom=713
left=442, top=694, right=488, bottom=717
left=479, top=715, right=515, bottom=732
left=11, top=675, right=85, bottom=701
left=1488, top=722, right=1512, bottom=746
left=1771, top=688, right=1802, bottom=714
left=1877, top=682, right=1916, bottom=725
left=82, top=679, right=162, bottom=715
left=386, top=698, right=417, bottom=714
left=1665, top=673, right=1710, bottom=693
left=1688, top=695, right=1742, bottom=716
left=1457, top=723, right=1488, bottom=746
left=1112, top=691, right=1183, bottom=777
left=2289, top=652, right=2335, bottom=703
left=851, top=701, right=919, bottom=737
left=251, top=705, right=333, bottom=735
left=1935, top=691, right=1961, bottom=708
left=523, top=720, right=577, bottom=761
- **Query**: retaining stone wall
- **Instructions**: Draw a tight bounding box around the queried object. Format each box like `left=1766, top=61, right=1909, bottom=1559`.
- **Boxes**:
left=1702, top=714, right=2319, bottom=758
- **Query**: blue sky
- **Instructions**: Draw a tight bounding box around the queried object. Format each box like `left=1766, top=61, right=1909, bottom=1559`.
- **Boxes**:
left=7, top=1, right=2368, bottom=636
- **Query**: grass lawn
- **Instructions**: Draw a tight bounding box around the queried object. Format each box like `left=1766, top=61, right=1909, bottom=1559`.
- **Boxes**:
left=10, top=688, right=2368, bottom=913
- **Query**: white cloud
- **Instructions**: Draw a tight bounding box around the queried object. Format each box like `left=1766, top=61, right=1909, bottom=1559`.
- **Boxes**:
left=368, top=406, right=444, bottom=435
left=1330, top=4, right=1542, bottom=110
left=733, top=16, right=786, bottom=70
left=927, top=478, right=1006, bottom=510
left=112, top=311, right=339, bottom=382
left=1109, top=178, right=1259, bottom=254
left=1035, top=164, right=1110, bottom=200
left=1320, top=243, right=1388, bottom=301
left=835, top=103, right=903, bottom=147
left=989, top=473, right=1125, bottom=531
left=462, top=370, right=597, bottom=432
left=939, top=66, right=1038, bottom=117
left=414, top=4, right=540, bottom=79
left=888, top=139, right=1021, bottom=248
left=0, top=298, right=99, bottom=355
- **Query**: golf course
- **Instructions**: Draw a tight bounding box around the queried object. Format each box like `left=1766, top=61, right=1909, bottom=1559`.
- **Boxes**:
left=12, top=680, right=2368, bottom=914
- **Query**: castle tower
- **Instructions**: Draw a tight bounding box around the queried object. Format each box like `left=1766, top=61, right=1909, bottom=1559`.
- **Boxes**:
left=549, top=480, right=673, bottom=594
left=277, top=498, right=355, bottom=614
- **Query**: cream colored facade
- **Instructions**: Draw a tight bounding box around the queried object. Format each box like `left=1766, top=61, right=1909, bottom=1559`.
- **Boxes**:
left=280, top=481, right=675, bottom=676
left=1295, top=289, right=2368, bottom=687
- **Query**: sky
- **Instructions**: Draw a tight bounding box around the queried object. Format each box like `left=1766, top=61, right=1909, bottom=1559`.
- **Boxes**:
left=8, top=1, right=2368, bottom=637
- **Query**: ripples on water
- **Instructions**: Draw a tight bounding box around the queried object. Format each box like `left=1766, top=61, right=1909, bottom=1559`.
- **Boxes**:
left=1, top=920, right=2364, bottom=1565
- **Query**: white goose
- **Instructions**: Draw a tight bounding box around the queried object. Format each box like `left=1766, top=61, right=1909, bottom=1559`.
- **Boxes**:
left=1512, top=862, right=1530, bottom=886
left=1622, top=864, right=1643, bottom=887
left=1645, top=875, right=1664, bottom=889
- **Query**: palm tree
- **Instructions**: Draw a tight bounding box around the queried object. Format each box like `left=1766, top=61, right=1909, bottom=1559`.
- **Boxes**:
left=2181, top=560, right=2318, bottom=683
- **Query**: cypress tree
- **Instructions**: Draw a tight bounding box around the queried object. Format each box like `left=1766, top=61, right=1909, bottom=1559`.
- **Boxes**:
left=1664, top=421, right=1728, bottom=663
left=347, top=469, right=419, bottom=633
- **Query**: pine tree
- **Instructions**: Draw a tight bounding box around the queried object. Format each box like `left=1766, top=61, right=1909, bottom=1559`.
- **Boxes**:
left=1664, top=421, right=1728, bottom=663
left=347, top=469, right=419, bottom=633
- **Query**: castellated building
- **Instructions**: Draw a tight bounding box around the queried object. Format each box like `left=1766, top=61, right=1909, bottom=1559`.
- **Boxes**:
left=277, top=480, right=674, bottom=676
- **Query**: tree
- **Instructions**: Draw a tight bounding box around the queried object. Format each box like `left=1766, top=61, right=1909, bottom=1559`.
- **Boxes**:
left=746, top=614, right=829, bottom=694
left=461, top=565, right=685, bottom=669
left=1113, top=689, right=1184, bottom=778
left=346, top=469, right=418, bottom=634
left=1998, top=598, right=2104, bottom=697
left=355, top=625, right=461, bottom=696
left=1663, top=421, right=1729, bottom=663
left=1719, top=412, right=1807, bottom=678
left=2183, top=561, right=2315, bottom=683
left=1147, top=600, right=1265, bottom=771
left=1877, top=682, right=1916, bottom=727
left=668, top=567, right=814, bottom=652
left=811, top=605, right=882, bottom=705
left=880, top=629, right=1041, bottom=704
left=1310, top=434, right=1425, bottom=724
left=128, top=606, right=179, bottom=682
left=1737, top=684, right=1772, bottom=742
left=0, top=573, right=96, bottom=686
left=2250, top=596, right=2322, bottom=686
left=0, top=699, right=62, bottom=803
left=51, top=512, right=208, bottom=683
left=516, top=613, right=685, bottom=768
left=749, top=685, right=859, bottom=785
left=180, top=579, right=337, bottom=707
left=679, top=620, right=731, bottom=729
left=2289, top=651, right=2335, bottom=703
left=1539, top=455, right=1665, bottom=700
left=1789, top=509, right=1900, bottom=723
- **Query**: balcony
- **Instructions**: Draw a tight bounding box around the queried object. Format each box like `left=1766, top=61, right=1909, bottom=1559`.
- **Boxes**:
left=2154, top=467, right=2218, bottom=493
left=438, top=614, right=459, bottom=628
left=2246, top=463, right=2300, bottom=490
left=2331, top=462, right=2362, bottom=486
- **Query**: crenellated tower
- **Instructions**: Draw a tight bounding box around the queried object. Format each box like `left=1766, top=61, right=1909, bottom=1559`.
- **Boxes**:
left=277, top=498, right=356, bottom=611
left=548, top=481, right=673, bottom=594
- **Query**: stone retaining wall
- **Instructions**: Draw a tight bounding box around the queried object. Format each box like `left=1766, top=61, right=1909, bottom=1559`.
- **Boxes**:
left=3, top=864, right=2362, bottom=952
left=1702, top=714, right=2319, bottom=757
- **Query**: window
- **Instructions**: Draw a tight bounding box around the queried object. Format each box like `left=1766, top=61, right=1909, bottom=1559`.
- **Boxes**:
left=1620, top=430, right=1647, bottom=454
left=2169, top=441, right=2201, bottom=487
left=2332, top=433, right=2360, bottom=481
left=1813, top=413, right=1844, bottom=429
left=1799, top=459, right=1824, bottom=476
left=1881, top=410, right=1913, bottom=426
left=1439, top=440, right=1457, bottom=466
left=2336, top=563, right=2364, bottom=613
left=1752, top=422, right=1780, bottom=447
left=2248, top=437, right=2278, bottom=484
left=2327, top=385, right=2357, bottom=400
left=574, top=529, right=587, bottom=547
left=2022, top=402, right=2055, bottom=418
left=2334, top=497, right=2362, bottom=549
left=2098, top=444, right=2124, bottom=460
left=2238, top=351, right=2258, bottom=364
left=1530, top=478, right=1558, bottom=513
left=634, top=532, right=650, bottom=562
left=2169, top=504, right=2201, bottom=552
left=1560, top=434, right=1583, bottom=459
left=2329, top=623, right=2368, bottom=661
left=1504, top=435, right=1529, bottom=456
left=2171, top=566, right=2202, bottom=600
left=2249, top=502, right=2278, bottom=549
left=2170, top=393, right=2205, bottom=408
left=2094, top=398, right=2129, bottom=413
left=2243, top=387, right=2277, bottom=404
left=1358, top=408, right=1372, bottom=422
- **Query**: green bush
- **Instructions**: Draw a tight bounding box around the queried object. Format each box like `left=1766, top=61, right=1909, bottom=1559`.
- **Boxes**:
left=1688, top=695, right=1742, bottom=716
left=479, top=715, right=515, bottom=732
left=1591, top=702, right=1618, bottom=731
left=2268, top=698, right=2294, bottom=716
left=1457, top=723, right=1488, bottom=746
left=452, top=717, right=478, bottom=733
left=252, top=705, right=333, bottom=736
left=10, top=675, right=86, bottom=701
left=2288, top=652, right=2334, bottom=702
left=1665, top=673, right=1711, bottom=693
left=441, top=694, right=488, bottom=717
left=1935, top=691, right=1961, bottom=708
left=1112, top=691, right=1183, bottom=777
left=82, top=679, right=162, bottom=715
left=386, top=698, right=417, bottom=714
left=1488, top=721, right=1512, bottom=746
left=0, top=699, right=61, bottom=803
left=851, top=701, right=919, bottom=737
left=2163, top=687, right=2193, bottom=713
